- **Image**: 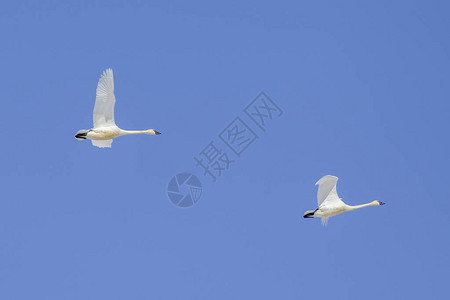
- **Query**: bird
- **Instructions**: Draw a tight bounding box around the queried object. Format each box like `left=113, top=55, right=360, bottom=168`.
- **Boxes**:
left=303, top=175, right=385, bottom=226
left=75, top=68, right=161, bottom=148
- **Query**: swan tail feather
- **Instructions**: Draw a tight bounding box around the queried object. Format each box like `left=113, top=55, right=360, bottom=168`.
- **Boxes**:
left=92, top=139, right=113, bottom=148
left=321, top=217, right=329, bottom=226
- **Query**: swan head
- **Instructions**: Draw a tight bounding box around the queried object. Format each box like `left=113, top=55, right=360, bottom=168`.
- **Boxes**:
left=375, top=200, right=385, bottom=205
left=147, top=129, right=162, bottom=135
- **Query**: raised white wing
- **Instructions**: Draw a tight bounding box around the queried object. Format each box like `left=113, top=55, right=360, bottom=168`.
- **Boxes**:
left=316, top=175, right=344, bottom=207
left=92, top=139, right=113, bottom=148
left=93, top=68, right=116, bottom=128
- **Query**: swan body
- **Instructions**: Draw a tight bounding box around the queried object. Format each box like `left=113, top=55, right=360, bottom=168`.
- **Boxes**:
left=75, top=68, right=161, bottom=148
left=304, top=175, right=385, bottom=226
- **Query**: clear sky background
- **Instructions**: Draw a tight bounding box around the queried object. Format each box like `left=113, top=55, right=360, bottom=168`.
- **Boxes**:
left=1, top=1, right=449, bottom=299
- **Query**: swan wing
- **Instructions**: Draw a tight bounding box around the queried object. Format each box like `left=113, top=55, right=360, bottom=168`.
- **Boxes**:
left=92, top=139, right=113, bottom=148
left=316, top=175, right=343, bottom=207
left=93, top=68, right=116, bottom=128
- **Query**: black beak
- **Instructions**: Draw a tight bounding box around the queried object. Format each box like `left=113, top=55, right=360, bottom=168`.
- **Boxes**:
left=155, top=131, right=162, bottom=135
left=378, top=201, right=386, bottom=205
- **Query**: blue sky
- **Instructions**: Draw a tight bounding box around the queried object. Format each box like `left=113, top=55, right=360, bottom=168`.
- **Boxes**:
left=1, top=1, right=449, bottom=299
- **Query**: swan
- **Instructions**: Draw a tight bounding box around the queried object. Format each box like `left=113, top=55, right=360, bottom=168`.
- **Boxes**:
left=303, top=175, right=385, bottom=226
left=75, top=68, right=161, bottom=148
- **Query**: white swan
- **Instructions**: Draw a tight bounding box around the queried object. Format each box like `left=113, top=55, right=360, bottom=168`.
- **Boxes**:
left=303, top=175, right=385, bottom=225
left=75, top=68, right=161, bottom=148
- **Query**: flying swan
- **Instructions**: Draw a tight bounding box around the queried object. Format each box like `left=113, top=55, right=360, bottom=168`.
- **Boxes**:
left=75, top=68, right=161, bottom=148
left=303, top=175, right=385, bottom=226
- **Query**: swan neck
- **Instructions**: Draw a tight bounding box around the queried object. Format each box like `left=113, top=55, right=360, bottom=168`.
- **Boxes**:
left=345, top=202, right=376, bottom=211
left=120, top=129, right=149, bottom=135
